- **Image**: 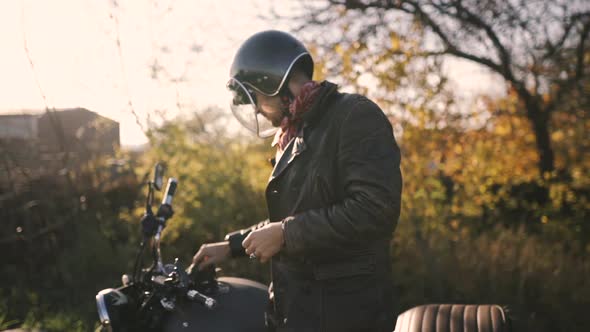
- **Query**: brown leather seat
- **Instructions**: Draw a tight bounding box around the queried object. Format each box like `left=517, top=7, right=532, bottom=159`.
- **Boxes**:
left=394, top=304, right=510, bottom=332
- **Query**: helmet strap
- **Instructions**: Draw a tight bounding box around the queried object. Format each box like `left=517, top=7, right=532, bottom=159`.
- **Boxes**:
left=279, top=87, right=294, bottom=118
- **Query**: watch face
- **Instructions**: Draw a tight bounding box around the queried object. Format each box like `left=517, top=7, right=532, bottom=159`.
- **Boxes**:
left=227, top=78, right=277, bottom=138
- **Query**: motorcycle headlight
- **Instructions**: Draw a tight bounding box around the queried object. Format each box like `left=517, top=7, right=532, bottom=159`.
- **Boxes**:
left=96, top=288, right=131, bottom=331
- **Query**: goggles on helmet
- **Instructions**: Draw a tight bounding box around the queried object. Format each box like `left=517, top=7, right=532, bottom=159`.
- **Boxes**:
left=226, top=78, right=277, bottom=138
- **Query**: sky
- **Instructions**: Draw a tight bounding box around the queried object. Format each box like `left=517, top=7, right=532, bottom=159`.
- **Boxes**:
left=0, top=0, right=503, bottom=146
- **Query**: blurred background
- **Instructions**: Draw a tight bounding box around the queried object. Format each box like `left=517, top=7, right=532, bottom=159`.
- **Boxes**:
left=0, top=0, right=588, bottom=331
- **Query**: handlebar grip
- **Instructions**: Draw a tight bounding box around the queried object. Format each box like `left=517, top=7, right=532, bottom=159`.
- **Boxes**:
left=161, top=178, right=178, bottom=205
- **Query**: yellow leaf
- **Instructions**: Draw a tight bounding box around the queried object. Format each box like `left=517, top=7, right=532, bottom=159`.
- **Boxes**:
left=551, top=130, right=564, bottom=142
left=391, top=35, right=400, bottom=51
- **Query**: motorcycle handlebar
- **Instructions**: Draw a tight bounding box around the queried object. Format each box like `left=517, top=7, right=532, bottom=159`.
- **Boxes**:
left=162, top=178, right=178, bottom=205
left=156, top=178, right=177, bottom=221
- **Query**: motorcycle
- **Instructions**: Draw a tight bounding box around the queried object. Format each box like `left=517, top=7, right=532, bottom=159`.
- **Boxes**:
left=95, top=163, right=269, bottom=332
left=94, top=163, right=512, bottom=332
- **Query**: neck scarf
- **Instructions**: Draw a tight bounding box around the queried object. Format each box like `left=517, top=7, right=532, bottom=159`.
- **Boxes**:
left=277, top=80, right=322, bottom=151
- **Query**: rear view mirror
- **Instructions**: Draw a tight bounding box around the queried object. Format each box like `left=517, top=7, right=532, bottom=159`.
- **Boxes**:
left=153, top=163, right=165, bottom=190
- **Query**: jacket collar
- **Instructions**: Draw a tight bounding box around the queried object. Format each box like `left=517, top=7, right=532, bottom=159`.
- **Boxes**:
left=268, top=81, right=338, bottom=183
left=270, top=80, right=339, bottom=148
left=301, top=80, right=339, bottom=128
left=268, top=132, right=306, bottom=182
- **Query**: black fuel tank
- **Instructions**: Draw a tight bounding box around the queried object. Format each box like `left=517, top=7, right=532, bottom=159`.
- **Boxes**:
left=163, top=277, right=269, bottom=332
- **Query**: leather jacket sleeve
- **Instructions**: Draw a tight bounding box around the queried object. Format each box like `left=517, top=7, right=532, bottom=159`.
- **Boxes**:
left=282, top=98, right=402, bottom=255
left=224, top=220, right=269, bottom=257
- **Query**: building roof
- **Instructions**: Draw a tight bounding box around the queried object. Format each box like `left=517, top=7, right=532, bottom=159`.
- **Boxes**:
left=0, top=107, right=116, bottom=123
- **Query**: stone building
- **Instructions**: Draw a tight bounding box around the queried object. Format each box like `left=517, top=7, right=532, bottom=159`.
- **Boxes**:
left=0, top=108, right=120, bottom=191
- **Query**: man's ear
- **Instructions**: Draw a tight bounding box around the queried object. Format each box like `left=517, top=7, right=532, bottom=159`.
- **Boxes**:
left=287, top=70, right=312, bottom=97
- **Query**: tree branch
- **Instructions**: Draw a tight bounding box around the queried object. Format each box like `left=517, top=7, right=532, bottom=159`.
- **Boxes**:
left=329, top=1, right=526, bottom=88
left=546, top=17, right=590, bottom=113
left=544, top=11, right=590, bottom=60
left=427, top=0, right=517, bottom=84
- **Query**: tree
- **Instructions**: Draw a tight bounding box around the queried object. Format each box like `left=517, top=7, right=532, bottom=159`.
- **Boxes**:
left=288, top=0, right=590, bottom=178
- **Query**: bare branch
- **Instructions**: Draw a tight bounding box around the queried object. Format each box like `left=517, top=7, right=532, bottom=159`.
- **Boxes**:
left=546, top=17, right=590, bottom=113
left=544, top=11, right=590, bottom=60
left=426, top=1, right=516, bottom=84
left=21, top=1, right=76, bottom=189
left=110, top=2, right=146, bottom=134
left=574, top=19, right=590, bottom=80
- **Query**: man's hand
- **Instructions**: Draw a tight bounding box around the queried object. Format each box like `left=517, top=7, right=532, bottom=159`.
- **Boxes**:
left=242, top=222, right=284, bottom=263
left=192, top=241, right=231, bottom=270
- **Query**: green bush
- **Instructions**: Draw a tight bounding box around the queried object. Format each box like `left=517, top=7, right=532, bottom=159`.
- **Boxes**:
left=2, top=113, right=588, bottom=331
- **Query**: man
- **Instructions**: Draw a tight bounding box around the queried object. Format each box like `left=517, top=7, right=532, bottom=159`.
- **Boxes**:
left=193, top=30, right=402, bottom=332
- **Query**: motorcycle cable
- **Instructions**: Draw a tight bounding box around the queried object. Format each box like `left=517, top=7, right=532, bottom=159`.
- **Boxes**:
left=133, top=181, right=157, bottom=283
left=151, top=178, right=177, bottom=274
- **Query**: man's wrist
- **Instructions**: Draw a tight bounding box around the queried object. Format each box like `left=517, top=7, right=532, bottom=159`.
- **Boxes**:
left=221, top=241, right=231, bottom=257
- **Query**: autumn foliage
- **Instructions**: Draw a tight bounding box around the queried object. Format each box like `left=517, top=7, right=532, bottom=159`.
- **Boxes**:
left=2, top=0, right=589, bottom=329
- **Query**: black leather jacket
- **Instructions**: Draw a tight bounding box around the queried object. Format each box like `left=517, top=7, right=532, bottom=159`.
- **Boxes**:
left=226, top=81, right=402, bottom=331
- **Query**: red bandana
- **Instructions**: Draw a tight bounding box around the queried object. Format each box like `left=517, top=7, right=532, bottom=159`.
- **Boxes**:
left=277, top=81, right=322, bottom=151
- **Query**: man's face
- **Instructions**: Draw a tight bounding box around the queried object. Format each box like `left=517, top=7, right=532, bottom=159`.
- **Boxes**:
left=254, top=92, right=285, bottom=127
